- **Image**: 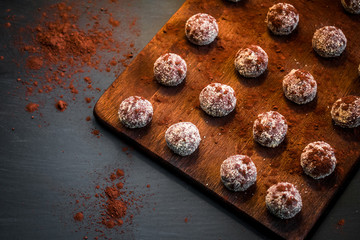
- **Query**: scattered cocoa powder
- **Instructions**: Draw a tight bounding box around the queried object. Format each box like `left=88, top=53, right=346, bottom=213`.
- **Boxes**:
left=86, top=116, right=91, bottom=121
left=74, top=212, right=84, bottom=221
left=337, top=219, right=345, bottom=226
left=25, top=102, right=39, bottom=112
left=69, top=168, right=153, bottom=239
left=7, top=1, right=138, bottom=115
left=56, top=100, right=68, bottom=111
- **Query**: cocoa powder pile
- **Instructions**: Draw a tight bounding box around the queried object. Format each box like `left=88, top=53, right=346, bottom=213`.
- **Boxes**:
left=7, top=1, right=138, bottom=114
left=70, top=168, right=153, bottom=239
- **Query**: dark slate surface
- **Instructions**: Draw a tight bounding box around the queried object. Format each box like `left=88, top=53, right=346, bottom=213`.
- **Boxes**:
left=0, top=0, right=359, bottom=239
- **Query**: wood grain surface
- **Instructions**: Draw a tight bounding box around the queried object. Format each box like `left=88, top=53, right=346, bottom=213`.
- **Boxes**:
left=94, top=0, right=360, bottom=239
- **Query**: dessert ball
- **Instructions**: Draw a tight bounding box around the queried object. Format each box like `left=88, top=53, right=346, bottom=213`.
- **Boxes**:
left=199, top=83, right=237, bottom=117
left=220, top=155, right=257, bottom=191
left=266, top=182, right=302, bottom=219
left=312, top=26, right=347, bottom=57
left=301, top=141, right=336, bottom=179
left=282, top=69, right=317, bottom=104
left=185, top=13, right=219, bottom=45
left=165, top=122, right=201, bottom=156
left=341, top=0, right=360, bottom=14
left=331, top=95, right=360, bottom=128
left=266, top=3, right=299, bottom=35
left=234, top=45, right=268, bottom=78
left=253, top=111, right=288, bottom=148
left=118, top=96, right=153, bottom=128
left=153, top=53, right=187, bottom=86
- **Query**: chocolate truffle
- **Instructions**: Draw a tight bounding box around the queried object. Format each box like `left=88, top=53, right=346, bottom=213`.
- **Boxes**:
left=199, top=83, right=237, bottom=117
left=220, top=155, right=257, bottom=191
left=253, top=111, right=288, bottom=148
left=282, top=69, right=317, bottom=104
left=153, top=53, right=187, bottom=86
left=266, top=3, right=299, bottom=35
left=118, top=96, right=153, bottom=128
left=312, top=26, right=347, bottom=57
left=341, top=0, right=360, bottom=14
left=266, top=182, right=302, bottom=219
left=165, top=122, right=201, bottom=156
left=331, top=95, right=360, bottom=128
left=185, top=13, right=219, bottom=45
left=300, top=141, right=336, bottom=179
left=234, top=45, right=268, bottom=78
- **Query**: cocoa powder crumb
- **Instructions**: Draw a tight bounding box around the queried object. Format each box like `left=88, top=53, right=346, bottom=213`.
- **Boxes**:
left=56, top=100, right=68, bottom=111
left=25, top=102, right=39, bottom=112
left=73, top=212, right=84, bottom=221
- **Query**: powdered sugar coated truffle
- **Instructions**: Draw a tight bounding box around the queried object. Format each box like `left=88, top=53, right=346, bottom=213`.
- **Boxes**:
left=220, top=155, right=257, bottom=191
left=234, top=45, right=268, bottom=78
left=331, top=95, right=360, bottom=128
left=165, top=122, right=201, bottom=156
left=341, top=0, right=360, bottom=14
left=266, top=182, right=302, bottom=219
left=253, top=111, right=288, bottom=148
left=199, top=83, right=237, bottom=117
left=118, top=96, right=153, bottom=128
left=282, top=69, right=317, bottom=104
left=266, top=3, right=299, bottom=35
left=185, top=13, right=219, bottom=45
left=154, top=53, right=187, bottom=86
left=312, top=26, right=347, bottom=57
left=301, top=141, right=336, bottom=179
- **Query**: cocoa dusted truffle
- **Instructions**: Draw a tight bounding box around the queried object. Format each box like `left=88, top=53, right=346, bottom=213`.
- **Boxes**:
left=185, top=13, right=219, bottom=45
left=153, top=53, right=187, bottom=86
left=234, top=45, right=268, bottom=78
left=118, top=96, right=153, bottom=128
left=220, top=155, right=257, bottom=192
left=253, top=111, right=288, bottom=148
left=282, top=69, right=317, bottom=104
left=199, top=83, right=237, bottom=117
left=341, top=0, right=360, bottom=14
left=300, top=141, right=336, bottom=179
left=165, top=122, right=201, bottom=156
left=312, top=26, right=347, bottom=57
left=266, top=3, right=299, bottom=35
left=331, top=95, right=360, bottom=128
left=266, top=182, right=302, bottom=219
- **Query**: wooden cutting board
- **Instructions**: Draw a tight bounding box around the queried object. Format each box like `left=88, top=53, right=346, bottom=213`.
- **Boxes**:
left=94, top=0, right=360, bottom=239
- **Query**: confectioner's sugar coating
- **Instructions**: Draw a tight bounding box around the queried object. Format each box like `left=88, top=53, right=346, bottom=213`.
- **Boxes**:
left=266, top=3, right=299, bottom=35
left=220, top=155, right=257, bottom=192
left=331, top=95, right=360, bottom=128
left=300, top=141, right=336, bottom=179
left=266, top=182, right=302, bottom=219
left=185, top=13, right=219, bottom=45
left=118, top=96, right=153, bottom=129
left=153, top=53, right=187, bottom=86
left=234, top=45, right=268, bottom=78
left=312, top=26, right=347, bottom=57
left=199, top=83, right=237, bottom=117
left=165, top=122, right=201, bottom=156
left=253, top=111, right=288, bottom=148
left=341, top=0, right=360, bottom=14
left=282, top=69, right=317, bottom=104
